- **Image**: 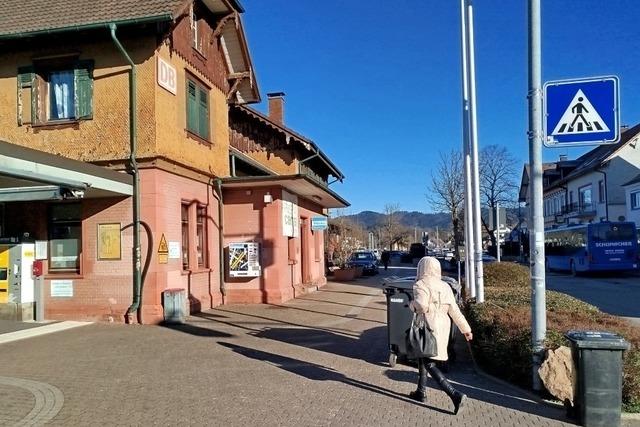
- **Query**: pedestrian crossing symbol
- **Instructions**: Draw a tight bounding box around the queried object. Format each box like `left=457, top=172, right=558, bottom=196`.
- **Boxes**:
left=544, top=76, right=619, bottom=147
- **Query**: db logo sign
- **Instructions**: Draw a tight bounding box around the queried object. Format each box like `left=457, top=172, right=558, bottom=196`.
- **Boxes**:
left=157, top=57, right=177, bottom=95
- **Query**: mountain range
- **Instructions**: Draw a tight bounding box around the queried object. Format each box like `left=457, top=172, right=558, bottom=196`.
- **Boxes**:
left=339, top=210, right=453, bottom=231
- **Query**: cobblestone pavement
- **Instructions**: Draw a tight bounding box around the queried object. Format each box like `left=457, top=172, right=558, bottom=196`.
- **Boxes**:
left=0, top=267, right=637, bottom=426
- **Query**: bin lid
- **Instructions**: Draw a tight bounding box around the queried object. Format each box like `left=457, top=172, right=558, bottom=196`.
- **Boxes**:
left=382, top=277, right=414, bottom=291
left=565, top=330, right=630, bottom=350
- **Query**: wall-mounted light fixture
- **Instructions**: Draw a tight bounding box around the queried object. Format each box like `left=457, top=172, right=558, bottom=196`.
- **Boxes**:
left=264, top=192, right=273, bottom=204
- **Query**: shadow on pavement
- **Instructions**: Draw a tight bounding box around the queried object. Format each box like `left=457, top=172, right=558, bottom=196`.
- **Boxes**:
left=252, top=326, right=387, bottom=365
left=383, top=354, right=574, bottom=424
left=217, top=341, right=451, bottom=415
left=161, top=321, right=234, bottom=338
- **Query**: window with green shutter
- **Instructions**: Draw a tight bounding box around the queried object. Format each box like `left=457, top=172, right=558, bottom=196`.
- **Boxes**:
left=16, top=59, right=94, bottom=126
left=186, top=77, right=210, bottom=141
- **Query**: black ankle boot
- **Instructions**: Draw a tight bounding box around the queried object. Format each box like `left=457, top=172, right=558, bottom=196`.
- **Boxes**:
left=409, top=388, right=427, bottom=403
left=428, top=363, right=467, bottom=414
left=452, top=391, right=466, bottom=415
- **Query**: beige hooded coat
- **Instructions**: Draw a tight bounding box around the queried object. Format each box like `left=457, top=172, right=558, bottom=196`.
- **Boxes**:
left=410, top=256, right=472, bottom=361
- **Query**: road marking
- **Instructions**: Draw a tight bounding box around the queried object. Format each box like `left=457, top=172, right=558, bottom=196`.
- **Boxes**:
left=0, top=376, right=64, bottom=426
left=0, top=321, right=91, bottom=345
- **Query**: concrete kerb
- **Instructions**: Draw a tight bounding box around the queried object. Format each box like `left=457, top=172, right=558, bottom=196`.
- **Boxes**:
left=464, top=343, right=640, bottom=421
left=0, top=321, right=92, bottom=345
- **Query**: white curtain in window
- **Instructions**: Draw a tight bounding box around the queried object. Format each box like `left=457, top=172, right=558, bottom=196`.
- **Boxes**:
left=50, top=71, right=74, bottom=119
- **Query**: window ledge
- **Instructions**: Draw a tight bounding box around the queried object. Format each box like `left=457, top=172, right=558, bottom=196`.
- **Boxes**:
left=186, top=129, right=212, bottom=146
left=182, top=268, right=213, bottom=276
left=31, top=121, right=80, bottom=131
left=45, top=273, right=83, bottom=280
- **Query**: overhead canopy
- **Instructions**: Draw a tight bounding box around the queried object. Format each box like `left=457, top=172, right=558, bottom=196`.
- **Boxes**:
left=0, top=140, right=132, bottom=202
left=222, top=174, right=349, bottom=209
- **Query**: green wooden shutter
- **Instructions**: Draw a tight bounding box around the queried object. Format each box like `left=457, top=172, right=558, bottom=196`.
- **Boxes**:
left=74, top=60, right=94, bottom=120
left=17, top=66, right=34, bottom=126
left=198, top=87, right=209, bottom=140
left=186, top=80, right=198, bottom=134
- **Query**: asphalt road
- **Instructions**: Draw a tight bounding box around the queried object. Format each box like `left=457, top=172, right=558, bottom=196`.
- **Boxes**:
left=546, top=272, right=640, bottom=324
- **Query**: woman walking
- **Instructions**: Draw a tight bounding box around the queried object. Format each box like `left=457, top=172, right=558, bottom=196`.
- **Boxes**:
left=409, top=256, right=473, bottom=414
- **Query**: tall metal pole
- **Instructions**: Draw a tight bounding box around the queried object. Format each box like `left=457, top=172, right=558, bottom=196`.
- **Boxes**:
left=496, top=201, right=501, bottom=262
left=460, top=0, right=475, bottom=298
left=466, top=0, right=484, bottom=302
left=528, top=0, right=546, bottom=391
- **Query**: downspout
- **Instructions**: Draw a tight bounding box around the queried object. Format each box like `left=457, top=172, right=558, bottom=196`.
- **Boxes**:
left=596, top=168, right=609, bottom=221
left=215, top=178, right=227, bottom=301
left=110, top=24, right=143, bottom=323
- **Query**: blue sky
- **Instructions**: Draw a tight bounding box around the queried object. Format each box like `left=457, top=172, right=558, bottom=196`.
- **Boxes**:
left=241, top=0, right=640, bottom=214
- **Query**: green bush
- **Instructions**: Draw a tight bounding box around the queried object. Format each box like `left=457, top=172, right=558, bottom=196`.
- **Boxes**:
left=483, top=262, right=529, bottom=288
left=466, top=265, right=640, bottom=412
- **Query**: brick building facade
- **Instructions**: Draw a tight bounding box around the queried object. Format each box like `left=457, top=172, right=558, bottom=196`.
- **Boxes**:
left=0, top=0, right=347, bottom=323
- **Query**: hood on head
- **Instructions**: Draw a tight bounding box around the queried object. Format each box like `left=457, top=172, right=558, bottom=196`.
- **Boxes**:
left=416, top=256, right=441, bottom=281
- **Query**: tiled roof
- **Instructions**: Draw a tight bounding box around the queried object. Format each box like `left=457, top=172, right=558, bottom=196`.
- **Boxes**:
left=0, top=0, right=186, bottom=37
left=562, top=123, right=640, bottom=181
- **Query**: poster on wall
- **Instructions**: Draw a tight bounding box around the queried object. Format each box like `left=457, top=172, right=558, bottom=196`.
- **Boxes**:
left=97, top=223, right=121, bottom=260
left=228, top=242, right=260, bottom=277
left=281, top=190, right=299, bottom=237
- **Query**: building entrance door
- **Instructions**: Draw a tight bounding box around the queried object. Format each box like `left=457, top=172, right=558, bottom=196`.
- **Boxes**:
left=300, top=219, right=308, bottom=284
left=0, top=246, right=8, bottom=303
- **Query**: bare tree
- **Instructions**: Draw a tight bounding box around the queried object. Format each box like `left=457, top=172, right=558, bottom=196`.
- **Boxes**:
left=427, top=149, right=464, bottom=259
left=479, top=144, right=518, bottom=250
left=380, top=203, right=409, bottom=250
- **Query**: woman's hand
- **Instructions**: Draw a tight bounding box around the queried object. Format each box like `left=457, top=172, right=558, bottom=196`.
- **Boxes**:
left=463, top=332, right=473, bottom=341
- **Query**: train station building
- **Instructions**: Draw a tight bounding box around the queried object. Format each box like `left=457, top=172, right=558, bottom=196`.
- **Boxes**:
left=0, top=0, right=347, bottom=323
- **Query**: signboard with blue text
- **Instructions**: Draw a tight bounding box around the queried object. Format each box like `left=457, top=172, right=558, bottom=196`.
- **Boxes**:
left=311, top=216, right=328, bottom=231
left=544, top=76, right=619, bottom=147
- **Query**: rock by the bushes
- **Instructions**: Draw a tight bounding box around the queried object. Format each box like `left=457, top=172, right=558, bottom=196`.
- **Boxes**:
left=539, top=346, right=575, bottom=405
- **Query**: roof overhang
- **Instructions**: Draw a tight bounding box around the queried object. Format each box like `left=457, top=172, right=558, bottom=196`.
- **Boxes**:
left=211, top=0, right=259, bottom=104
left=0, top=140, right=132, bottom=202
left=222, top=174, right=349, bottom=208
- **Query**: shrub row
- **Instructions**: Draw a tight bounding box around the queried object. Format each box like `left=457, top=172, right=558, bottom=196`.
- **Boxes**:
left=465, top=262, right=640, bottom=412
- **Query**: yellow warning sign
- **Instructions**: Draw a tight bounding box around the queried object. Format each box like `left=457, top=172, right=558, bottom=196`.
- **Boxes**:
left=158, top=234, right=169, bottom=264
left=158, top=234, right=169, bottom=253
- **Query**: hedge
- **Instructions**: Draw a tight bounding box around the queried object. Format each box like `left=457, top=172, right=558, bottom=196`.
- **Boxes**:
left=465, top=262, right=640, bottom=412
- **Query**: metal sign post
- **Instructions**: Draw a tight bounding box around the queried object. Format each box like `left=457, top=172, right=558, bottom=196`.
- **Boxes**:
left=528, top=0, right=546, bottom=391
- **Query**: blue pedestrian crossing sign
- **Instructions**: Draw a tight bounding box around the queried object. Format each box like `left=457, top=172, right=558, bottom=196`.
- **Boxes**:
left=544, top=76, right=619, bottom=147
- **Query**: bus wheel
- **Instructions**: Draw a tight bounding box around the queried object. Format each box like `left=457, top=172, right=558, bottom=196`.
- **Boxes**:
left=570, top=260, right=578, bottom=277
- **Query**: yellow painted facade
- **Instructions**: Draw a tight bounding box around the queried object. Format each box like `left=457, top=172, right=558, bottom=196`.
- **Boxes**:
left=0, top=35, right=230, bottom=178
left=154, top=42, right=229, bottom=177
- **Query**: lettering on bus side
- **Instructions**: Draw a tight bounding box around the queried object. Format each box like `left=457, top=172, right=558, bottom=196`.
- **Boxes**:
left=594, top=241, right=633, bottom=248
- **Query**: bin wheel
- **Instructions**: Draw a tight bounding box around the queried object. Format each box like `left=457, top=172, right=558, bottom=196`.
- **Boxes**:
left=389, top=353, right=397, bottom=367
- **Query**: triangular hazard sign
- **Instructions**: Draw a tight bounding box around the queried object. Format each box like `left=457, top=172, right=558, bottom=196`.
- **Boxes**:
left=158, top=234, right=169, bottom=253
left=551, top=89, right=610, bottom=135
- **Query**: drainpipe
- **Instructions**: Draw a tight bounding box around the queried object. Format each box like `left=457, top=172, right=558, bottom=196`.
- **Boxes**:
left=596, top=168, right=609, bottom=221
left=110, top=24, right=142, bottom=322
left=215, top=178, right=226, bottom=300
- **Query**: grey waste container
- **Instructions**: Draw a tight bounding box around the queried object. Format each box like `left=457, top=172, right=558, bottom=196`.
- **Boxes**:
left=565, top=330, right=630, bottom=427
left=163, top=288, right=186, bottom=324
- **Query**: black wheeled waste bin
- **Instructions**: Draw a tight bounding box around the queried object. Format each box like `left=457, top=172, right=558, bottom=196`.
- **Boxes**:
left=383, top=276, right=462, bottom=368
left=383, top=279, right=414, bottom=367
left=565, top=330, right=630, bottom=427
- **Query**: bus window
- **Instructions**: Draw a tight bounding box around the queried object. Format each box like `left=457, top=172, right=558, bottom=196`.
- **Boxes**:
left=591, top=223, right=635, bottom=242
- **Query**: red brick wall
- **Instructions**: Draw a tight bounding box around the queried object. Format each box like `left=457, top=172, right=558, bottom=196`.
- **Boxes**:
left=222, top=186, right=326, bottom=304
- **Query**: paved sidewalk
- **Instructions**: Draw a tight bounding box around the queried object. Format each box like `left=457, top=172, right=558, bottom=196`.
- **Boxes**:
left=0, top=268, right=635, bottom=426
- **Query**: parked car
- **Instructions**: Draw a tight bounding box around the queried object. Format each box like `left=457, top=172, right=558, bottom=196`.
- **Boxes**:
left=346, top=251, right=379, bottom=275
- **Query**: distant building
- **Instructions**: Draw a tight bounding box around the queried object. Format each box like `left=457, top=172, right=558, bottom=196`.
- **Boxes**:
left=519, top=124, right=640, bottom=229
left=623, top=173, right=640, bottom=227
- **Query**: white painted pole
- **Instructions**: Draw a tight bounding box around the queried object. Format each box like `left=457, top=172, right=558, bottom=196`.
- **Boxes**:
left=528, top=0, right=547, bottom=392
left=496, top=202, right=501, bottom=262
left=466, top=0, right=484, bottom=302
left=460, top=0, right=475, bottom=298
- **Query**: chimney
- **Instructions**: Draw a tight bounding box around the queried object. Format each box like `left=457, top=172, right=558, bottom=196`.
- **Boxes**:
left=267, top=92, right=285, bottom=125
left=559, top=154, right=568, bottom=162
